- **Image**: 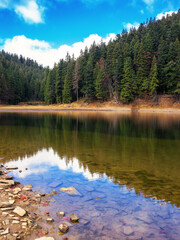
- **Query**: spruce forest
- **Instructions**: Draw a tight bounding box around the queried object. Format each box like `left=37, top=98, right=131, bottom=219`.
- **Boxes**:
left=0, top=10, right=180, bottom=105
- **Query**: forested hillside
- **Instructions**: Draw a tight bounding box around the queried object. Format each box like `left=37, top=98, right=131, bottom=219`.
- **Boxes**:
left=0, top=51, right=46, bottom=104
left=0, top=10, right=180, bottom=105
left=44, top=10, right=180, bottom=104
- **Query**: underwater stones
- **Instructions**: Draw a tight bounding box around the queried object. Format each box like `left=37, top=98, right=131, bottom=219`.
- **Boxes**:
left=56, top=211, right=65, bottom=218
left=13, top=206, right=26, bottom=217
left=70, top=213, right=79, bottom=222
left=51, top=190, right=58, bottom=196
left=35, top=238, right=54, bottom=240
left=123, top=226, right=134, bottom=236
left=46, top=218, right=54, bottom=223
left=59, top=224, right=69, bottom=233
left=23, top=184, right=32, bottom=191
left=59, top=186, right=81, bottom=195
left=49, top=181, right=62, bottom=188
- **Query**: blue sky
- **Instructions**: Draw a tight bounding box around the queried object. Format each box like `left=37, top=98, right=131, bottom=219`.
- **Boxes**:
left=0, top=0, right=179, bottom=67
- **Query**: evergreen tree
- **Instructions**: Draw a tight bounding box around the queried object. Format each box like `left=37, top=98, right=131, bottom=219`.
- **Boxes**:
left=73, top=60, right=80, bottom=101
left=150, top=56, right=159, bottom=103
left=121, top=57, right=136, bottom=103
left=62, top=59, right=74, bottom=103
left=56, top=60, right=64, bottom=103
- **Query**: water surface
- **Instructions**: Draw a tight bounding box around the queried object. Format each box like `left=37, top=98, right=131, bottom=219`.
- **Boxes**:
left=0, top=112, right=180, bottom=239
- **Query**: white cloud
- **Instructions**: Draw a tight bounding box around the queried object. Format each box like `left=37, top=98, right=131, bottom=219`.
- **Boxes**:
left=156, top=10, right=177, bottom=20
left=0, top=0, right=44, bottom=24
left=7, top=148, right=104, bottom=181
left=15, top=0, right=44, bottom=23
left=3, top=34, right=117, bottom=68
left=142, top=0, right=154, bottom=6
left=140, top=9, right=144, bottom=14
left=0, top=0, right=10, bottom=8
left=124, top=22, right=140, bottom=31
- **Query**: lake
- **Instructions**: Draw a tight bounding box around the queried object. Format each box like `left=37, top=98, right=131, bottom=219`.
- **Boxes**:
left=0, top=111, right=180, bottom=239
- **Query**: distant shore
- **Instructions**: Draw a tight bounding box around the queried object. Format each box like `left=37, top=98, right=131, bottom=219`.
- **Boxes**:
left=0, top=102, right=180, bottom=114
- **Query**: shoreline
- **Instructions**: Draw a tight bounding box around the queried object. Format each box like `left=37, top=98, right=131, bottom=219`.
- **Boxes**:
left=0, top=163, right=77, bottom=239
left=0, top=106, right=180, bottom=114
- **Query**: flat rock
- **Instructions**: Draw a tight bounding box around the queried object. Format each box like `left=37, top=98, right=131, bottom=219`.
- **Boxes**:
left=56, top=212, right=65, bottom=218
left=0, top=180, right=15, bottom=186
left=5, top=166, right=18, bottom=170
left=46, top=218, right=54, bottom=223
left=70, top=213, right=79, bottom=222
left=22, top=184, right=32, bottom=191
left=1, top=207, right=14, bottom=211
left=12, top=221, right=20, bottom=224
left=59, top=186, right=81, bottom=195
left=59, top=224, right=69, bottom=233
left=49, top=181, right=62, bottom=188
left=13, top=206, right=26, bottom=217
left=34, top=237, right=54, bottom=240
left=0, top=202, right=12, bottom=208
left=13, top=187, right=21, bottom=194
left=0, top=228, right=9, bottom=235
left=123, top=226, right=134, bottom=236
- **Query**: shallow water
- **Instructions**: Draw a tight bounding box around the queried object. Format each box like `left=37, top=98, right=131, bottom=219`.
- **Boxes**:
left=0, top=112, right=180, bottom=239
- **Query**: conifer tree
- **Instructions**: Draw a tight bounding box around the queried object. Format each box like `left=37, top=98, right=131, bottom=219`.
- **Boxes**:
left=56, top=60, right=64, bottom=103
left=137, top=42, right=148, bottom=94
left=150, top=56, right=159, bottom=103
left=73, top=60, right=80, bottom=101
left=121, top=57, right=136, bottom=103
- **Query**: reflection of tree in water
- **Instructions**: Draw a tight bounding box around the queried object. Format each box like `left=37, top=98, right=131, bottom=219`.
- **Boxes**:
left=0, top=112, right=180, bottom=207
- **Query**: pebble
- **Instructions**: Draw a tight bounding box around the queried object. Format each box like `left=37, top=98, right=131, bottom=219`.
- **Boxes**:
left=12, top=221, right=20, bottom=224
left=56, top=211, right=65, bottom=217
left=59, top=224, right=69, bottom=233
left=13, top=206, right=26, bottom=217
left=46, top=218, right=54, bottom=223
left=123, top=226, right=134, bottom=236
left=70, top=213, right=79, bottom=222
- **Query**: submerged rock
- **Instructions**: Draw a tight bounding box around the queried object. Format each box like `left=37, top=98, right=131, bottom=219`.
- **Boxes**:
left=13, top=206, right=26, bottom=217
left=70, top=213, right=79, bottom=222
left=56, top=212, right=65, bottom=218
left=35, top=238, right=54, bottom=240
left=46, top=218, right=54, bottom=223
left=59, top=186, right=81, bottom=195
left=123, top=226, right=134, bottom=236
left=23, top=184, right=32, bottom=191
left=49, top=181, right=62, bottom=188
left=59, top=224, right=69, bottom=233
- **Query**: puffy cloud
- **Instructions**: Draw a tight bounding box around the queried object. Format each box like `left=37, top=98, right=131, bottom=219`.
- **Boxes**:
left=15, top=0, right=44, bottom=24
left=0, top=0, right=44, bottom=24
left=156, top=10, right=177, bottom=20
left=124, top=22, right=140, bottom=31
left=3, top=33, right=116, bottom=68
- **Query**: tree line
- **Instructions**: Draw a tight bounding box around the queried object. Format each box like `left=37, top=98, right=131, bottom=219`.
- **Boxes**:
left=1, top=10, right=180, bottom=104
left=0, top=51, right=46, bottom=104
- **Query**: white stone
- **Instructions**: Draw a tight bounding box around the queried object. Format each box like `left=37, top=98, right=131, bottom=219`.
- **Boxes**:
left=13, top=206, right=26, bottom=217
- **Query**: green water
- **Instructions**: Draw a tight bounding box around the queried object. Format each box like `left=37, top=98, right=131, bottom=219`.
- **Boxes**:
left=0, top=112, right=180, bottom=239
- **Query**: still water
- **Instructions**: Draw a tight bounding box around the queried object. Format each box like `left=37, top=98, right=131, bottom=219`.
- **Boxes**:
left=0, top=111, right=180, bottom=239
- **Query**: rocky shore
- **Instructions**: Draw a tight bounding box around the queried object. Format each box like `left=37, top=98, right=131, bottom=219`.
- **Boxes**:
left=0, top=164, right=79, bottom=240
